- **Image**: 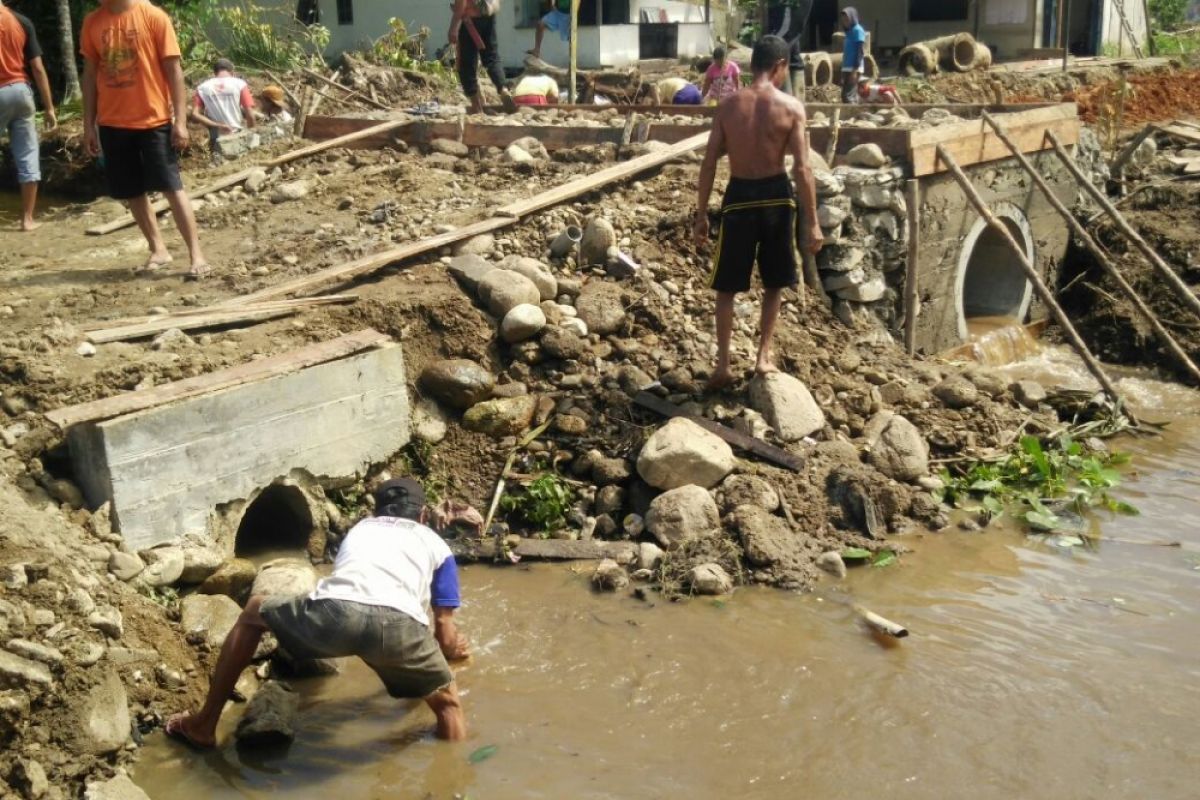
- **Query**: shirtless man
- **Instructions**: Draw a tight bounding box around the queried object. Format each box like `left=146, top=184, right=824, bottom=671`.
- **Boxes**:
left=695, top=35, right=822, bottom=389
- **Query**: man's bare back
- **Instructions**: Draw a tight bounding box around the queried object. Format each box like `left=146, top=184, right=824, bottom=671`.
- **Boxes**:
left=715, top=84, right=807, bottom=179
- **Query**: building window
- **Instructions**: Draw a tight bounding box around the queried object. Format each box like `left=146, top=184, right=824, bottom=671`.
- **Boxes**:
left=337, top=0, right=353, bottom=25
left=909, top=0, right=968, bottom=22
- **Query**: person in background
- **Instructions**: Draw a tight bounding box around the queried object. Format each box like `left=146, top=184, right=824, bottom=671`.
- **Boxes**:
left=258, top=85, right=294, bottom=125
left=189, top=58, right=256, bottom=156
left=166, top=478, right=471, bottom=747
left=857, top=75, right=900, bottom=105
left=766, top=0, right=813, bottom=99
left=840, top=7, right=866, bottom=104
left=694, top=35, right=822, bottom=389
left=529, top=0, right=572, bottom=61
left=0, top=0, right=56, bottom=232
left=645, top=76, right=703, bottom=105
left=512, top=72, right=559, bottom=106
left=448, top=0, right=517, bottom=115
left=702, top=46, right=741, bottom=104
left=81, top=0, right=209, bottom=278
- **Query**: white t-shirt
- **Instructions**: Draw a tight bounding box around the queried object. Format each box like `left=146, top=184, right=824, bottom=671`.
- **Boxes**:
left=195, top=75, right=251, bottom=131
left=514, top=73, right=558, bottom=99
left=310, top=516, right=456, bottom=627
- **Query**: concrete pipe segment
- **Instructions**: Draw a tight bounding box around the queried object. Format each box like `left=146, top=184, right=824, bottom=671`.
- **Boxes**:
left=954, top=201, right=1035, bottom=341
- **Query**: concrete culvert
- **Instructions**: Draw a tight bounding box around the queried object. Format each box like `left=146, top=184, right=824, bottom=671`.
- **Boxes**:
left=235, top=484, right=316, bottom=558
left=955, top=203, right=1034, bottom=340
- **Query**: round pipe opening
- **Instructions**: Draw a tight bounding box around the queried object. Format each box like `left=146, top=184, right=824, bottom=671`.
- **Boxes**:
left=235, top=483, right=314, bottom=557
left=955, top=203, right=1034, bottom=341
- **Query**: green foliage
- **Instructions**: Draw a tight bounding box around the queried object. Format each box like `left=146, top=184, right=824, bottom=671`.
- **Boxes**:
left=500, top=473, right=576, bottom=534
left=839, top=547, right=898, bottom=567
left=938, top=435, right=1138, bottom=535
left=1149, top=0, right=1191, bottom=30
left=362, top=17, right=449, bottom=79
left=138, top=583, right=180, bottom=611
left=1153, top=28, right=1200, bottom=57
left=170, top=0, right=330, bottom=72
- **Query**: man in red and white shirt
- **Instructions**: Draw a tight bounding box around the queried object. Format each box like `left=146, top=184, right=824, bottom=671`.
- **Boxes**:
left=189, top=58, right=255, bottom=153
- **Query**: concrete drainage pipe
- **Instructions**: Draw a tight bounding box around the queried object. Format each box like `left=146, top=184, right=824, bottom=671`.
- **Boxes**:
left=954, top=201, right=1035, bottom=341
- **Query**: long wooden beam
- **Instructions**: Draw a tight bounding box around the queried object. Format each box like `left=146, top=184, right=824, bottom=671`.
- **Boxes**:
left=910, top=103, right=1080, bottom=176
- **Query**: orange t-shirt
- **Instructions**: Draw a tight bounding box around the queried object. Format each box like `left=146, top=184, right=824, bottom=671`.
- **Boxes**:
left=0, top=8, right=40, bottom=89
left=81, top=1, right=182, bottom=130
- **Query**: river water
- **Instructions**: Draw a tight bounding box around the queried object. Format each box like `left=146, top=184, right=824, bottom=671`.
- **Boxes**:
left=134, top=345, right=1200, bottom=800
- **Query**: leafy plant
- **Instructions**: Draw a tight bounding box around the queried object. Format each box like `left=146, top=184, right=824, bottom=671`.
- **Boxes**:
left=500, top=473, right=576, bottom=534
left=170, top=0, right=330, bottom=72
left=362, top=17, right=449, bottom=79
left=138, top=584, right=180, bottom=611
left=938, top=435, right=1138, bottom=534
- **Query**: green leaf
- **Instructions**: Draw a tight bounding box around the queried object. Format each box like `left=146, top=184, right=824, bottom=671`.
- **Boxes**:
left=469, top=745, right=499, bottom=764
left=1106, top=499, right=1140, bottom=515
left=982, top=495, right=1004, bottom=516
left=840, top=547, right=872, bottom=560
left=1024, top=509, right=1061, bottom=531
left=969, top=479, right=1003, bottom=493
left=871, top=551, right=898, bottom=568
left=1021, top=435, right=1051, bottom=478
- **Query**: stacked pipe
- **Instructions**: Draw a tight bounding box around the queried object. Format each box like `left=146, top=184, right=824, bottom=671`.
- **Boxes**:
left=898, top=32, right=991, bottom=76
left=828, top=52, right=880, bottom=80
left=804, top=52, right=834, bottom=87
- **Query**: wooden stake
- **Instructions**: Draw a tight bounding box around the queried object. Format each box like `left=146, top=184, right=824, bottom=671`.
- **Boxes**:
left=301, top=66, right=390, bottom=110
left=903, top=178, right=920, bottom=355
left=981, top=112, right=1200, bottom=383
left=1045, top=130, right=1200, bottom=322
left=935, top=143, right=1124, bottom=405
left=568, top=0, right=580, bottom=104
left=824, top=107, right=841, bottom=166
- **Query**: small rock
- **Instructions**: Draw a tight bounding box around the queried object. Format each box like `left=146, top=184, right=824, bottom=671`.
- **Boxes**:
left=462, top=395, right=538, bottom=437
left=500, top=304, right=547, bottom=343
left=478, top=269, right=542, bottom=317
left=497, top=256, right=557, bottom=300
left=591, top=559, right=629, bottom=591
left=151, top=327, right=194, bottom=351
left=236, top=680, right=299, bottom=746
left=846, top=143, right=888, bottom=168
left=1, top=564, right=28, bottom=590
left=686, top=563, right=734, bottom=595
left=748, top=372, right=826, bottom=442
left=179, top=544, right=224, bottom=585
left=933, top=376, right=979, bottom=409
left=575, top=281, right=626, bottom=336
left=816, top=551, right=847, bottom=578
left=636, top=541, right=664, bottom=570
left=454, top=233, right=495, bottom=257
left=554, top=413, right=588, bottom=436
left=88, top=607, right=124, bottom=639
left=864, top=412, right=929, bottom=481
left=592, top=456, right=632, bottom=485
left=836, top=277, right=887, bottom=303
left=78, top=668, right=130, bottom=754
left=717, top=474, right=780, bottom=514
left=0, top=650, right=52, bottom=687
left=637, top=417, right=735, bottom=490
left=181, top=594, right=243, bottom=650
left=447, top=254, right=495, bottom=291
left=411, top=398, right=449, bottom=444
left=84, top=776, right=152, bottom=800
left=108, top=551, right=144, bottom=581
left=503, top=143, right=535, bottom=164
left=645, top=484, right=720, bottom=548
left=270, top=180, right=309, bottom=203
left=735, top=505, right=794, bottom=566
left=251, top=559, right=318, bottom=598
left=198, top=558, right=258, bottom=599
left=244, top=168, right=269, bottom=194
left=1012, top=380, right=1047, bottom=409
left=420, top=359, right=495, bottom=409
left=429, top=138, right=469, bottom=157
left=12, top=758, right=48, bottom=800
left=76, top=342, right=97, bottom=358
left=540, top=326, right=588, bottom=360
left=4, top=639, right=64, bottom=668
left=580, top=217, right=617, bottom=265
left=136, top=546, right=185, bottom=588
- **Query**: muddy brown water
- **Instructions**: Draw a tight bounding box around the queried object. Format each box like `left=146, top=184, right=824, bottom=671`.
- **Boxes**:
left=133, top=345, right=1200, bottom=800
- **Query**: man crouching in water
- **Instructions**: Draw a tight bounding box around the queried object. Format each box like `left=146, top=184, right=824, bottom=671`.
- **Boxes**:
left=167, top=478, right=470, bottom=744
left=695, top=34, right=823, bottom=390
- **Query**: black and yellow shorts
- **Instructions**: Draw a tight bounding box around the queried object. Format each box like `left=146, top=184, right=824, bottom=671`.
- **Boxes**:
left=708, top=174, right=800, bottom=294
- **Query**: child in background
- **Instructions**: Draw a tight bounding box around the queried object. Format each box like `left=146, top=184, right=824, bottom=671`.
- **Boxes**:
left=702, top=46, right=741, bottom=104
left=857, top=76, right=900, bottom=105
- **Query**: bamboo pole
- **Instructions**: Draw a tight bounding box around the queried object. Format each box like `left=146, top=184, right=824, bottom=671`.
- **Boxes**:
left=824, top=108, right=841, bottom=166
left=1045, top=130, right=1200, bottom=321
left=301, top=66, right=390, bottom=110
left=982, top=112, right=1200, bottom=383
left=568, top=0, right=580, bottom=103
left=903, top=179, right=920, bottom=355
left=935, top=143, right=1124, bottom=404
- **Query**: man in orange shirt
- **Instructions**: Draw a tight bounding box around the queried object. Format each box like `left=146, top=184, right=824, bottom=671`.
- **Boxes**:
left=0, top=1, right=57, bottom=231
left=81, top=0, right=209, bottom=277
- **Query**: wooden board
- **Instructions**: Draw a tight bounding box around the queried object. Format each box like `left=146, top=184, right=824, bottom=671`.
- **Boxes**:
left=68, top=345, right=409, bottom=550
left=481, top=102, right=1058, bottom=117
left=909, top=103, right=1080, bottom=176
left=1157, top=123, right=1200, bottom=145
left=86, top=306, right=300, bottom=344
left=450, top=537, right=638, bottom=562
left=45, top=329, right=390, bottom=430
left=633, top=391, right=804, bottom=472
left=81, top=295, right=357, bottom=333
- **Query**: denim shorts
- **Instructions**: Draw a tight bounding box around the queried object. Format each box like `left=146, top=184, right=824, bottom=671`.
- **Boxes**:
left=541, top=9, right=571, bottom=40
left=261, top=596, right=453, bottom=699
left=0, top=82, right=40, bottom=184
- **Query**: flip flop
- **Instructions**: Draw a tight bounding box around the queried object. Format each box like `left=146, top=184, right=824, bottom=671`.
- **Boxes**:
left=184, top=263, right=213, bottom=281
left=164, top=714, right=216, bottom=750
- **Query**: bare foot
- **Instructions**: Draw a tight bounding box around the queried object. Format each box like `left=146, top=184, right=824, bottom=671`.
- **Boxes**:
left=185, top=262, right=212, bottom=281
left=705, top=368, right=735, bottom=392
left=140, top=253, right=174, bottom=273
left=755, top=360, right=780, bottom=376
left=165, top=713, right=216, bottom=749
left=19, top=220, right=41, bottom=232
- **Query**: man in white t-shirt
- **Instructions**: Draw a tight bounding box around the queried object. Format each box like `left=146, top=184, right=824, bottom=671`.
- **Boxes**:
left=513, top=72, right=559, bottom=106
left=166, top=478, right=472, bottom=745
left=189, top=58, right=256, bottom=151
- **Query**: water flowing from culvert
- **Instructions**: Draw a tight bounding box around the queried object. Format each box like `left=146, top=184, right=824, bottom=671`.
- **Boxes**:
left=134, top=347, right=1200, bottom=800
left=964, top=316, right=1042, bottom=366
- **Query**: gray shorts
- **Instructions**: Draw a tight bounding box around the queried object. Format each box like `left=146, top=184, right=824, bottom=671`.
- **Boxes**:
left=0, top=82, right=39, bottom=184
left=260, top=596, right=453, bottom=699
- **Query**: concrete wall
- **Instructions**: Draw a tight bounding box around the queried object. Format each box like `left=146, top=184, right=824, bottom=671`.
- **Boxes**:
left=847, top=0, right=1043, bottom=58
left=1099, top=0, right=1147, bottom=55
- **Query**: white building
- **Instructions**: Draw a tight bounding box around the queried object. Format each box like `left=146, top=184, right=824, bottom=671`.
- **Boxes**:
left=308, top=0, right=718, bottom=70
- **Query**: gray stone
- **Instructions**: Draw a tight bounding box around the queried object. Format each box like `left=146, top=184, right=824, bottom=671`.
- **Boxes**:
left=78, top=668, right=130, bottom=754
left=66, top=586, right=96, bottom=615
left=181, top=594, right=243, bottom=650
left=594, top=484, right=626, bottom=515
left=636, top=541, right=664, bottom=570
left=865, top=412, right=929, bottom=481
left=645, top=484, right=720, bottom=548
left=88, top=607, right=124, bottom=639
left=1012, top=380, right=1047, bottom=409
left=462, top=395, right=537, bottom=437
left=1, top=564, right=27, bottom=590
left=420, top=359, right=495, bottom=409
left=836, top=277, right=887, bottom=303
left=411, top=398, right=449, bottom=444
left=179, top=544, right=224, bottom=585
left=151, top=327, right=194, bottom=352
left=478, top=269, right=542, bottom=317
left=84, top=775, right=152, bottom=800
left=447, top=254, right=495, bottom=291
left=591, top=559, right=629, bottom=591
left=818, top=244, right=866, bottom=273
left=236, top=680, right=299, bottom=746
left=846, top=143, right=888, bottom=168
left=749, top=372, right=826, bottom=442
left=617, top=364, right=654, bottom=396
left=498, top=256, right=557, bottom=300
left=0, top=689, right=29, bottom=737
left=503, top=143, right=535, bottom=164
left=136, top=546, right=184, bottom=587
left=12, top=758, right=48, bottom=799
left=735, top=505, right=794, bottom=566
left=429, top=137, right=469, bottom=157
left=933, top=376, right=979, bottom=409
left=4, top=639, right=64, bottom=668
left=638, top=417, right=735, bottom=490
left=686, top=563, right=734, bottom=595
left=454, top=233, right=495, bottom=256
left=0, top=598, right=25, bottom=640
left=575, top=281, right=626, bottom=336
left=540, top=327, right=588, bottom=360
left=252, top=559, right=317, bottom=598
left=592, top=456, right=632, bottom=485
left=0, top=649, right=52, bottom=687
left=244, top=168, right=269, bottom=194
left=270, top=180, right=309, bottom=203
left=817, top=204, right=848, bottom=228
left=198, top=558, right=258, bottom=599
left=500, top=304, right=547, bottom=343
left=580, top=217, right=617, bottom=265
left=45, top=478, right=85, bottom=509
left=845, top=181, right=893, bottom=209
left=511, top=136, right=550, bottom=160
left=823, top=269, right=866, bottom=292
left=816, top=550, right=847, bottom=578
left=716, top=474, right=780, bottom=514
left=815, top=171, right=845, bottom=197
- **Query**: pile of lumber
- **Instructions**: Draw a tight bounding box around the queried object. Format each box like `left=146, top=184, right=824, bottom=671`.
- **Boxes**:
left=899, top=33, right=993, bottom=76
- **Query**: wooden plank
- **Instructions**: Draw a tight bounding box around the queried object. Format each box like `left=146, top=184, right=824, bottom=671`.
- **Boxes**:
left=633, top=391, right=804, bottom=472
left=463, top=124, right=624, bottom=150
left=481, top=102, right=1059, bottom=117
left=910, top=110, right=1081, bottom=176
left=85, top=167, right=257, bottom=236
left=81, top=295, right=358, bottom=332
left=45, top=329, right=390, bottom=430
left=1157, top=123, right=1200, bottom=145
left=909, top=103, right=1078, bottom=149
left=87, top=307, right=298, bottom=344
left=450, top=537, right=638, bottom=562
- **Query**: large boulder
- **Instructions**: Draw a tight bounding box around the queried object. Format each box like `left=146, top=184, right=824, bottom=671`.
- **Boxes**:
left=686, top=563, right=734, bottom=595
left=500, top=304, right=547, bottom=343
left=864, top=412, right=929, bottom=481
left=645, top=484, right=720, bottom=548
left=136, top=546, right=184, bottom=588
left=180, top=594, right=243, bottom=650
left=575, top=281, right=627, bottom=336
left=637, top=417, right=735, bottom=490
left=77, top=669, right=130, bottom=755
left=84, top=776, right=152, bottom=800
left=447, top=254, right=495, bottom=291
left=198, top=558, right=258, bottom=599
left=420, top=359, right=495, bottom=409
left=462, top=395, right=537, bottom=437
left=748, top=373, right=826, bottom=442
left=235, top=680, right=299, bottom=746
left=179, top=542, right=224, bottom=585
left=734, top=505, right=793, bottom=566
left=498, top=256, right=557, bottom=300
left=580, top=217, right=617, bottom=265
left=107, top=551, right=144, bottom=582
left=251, top=559, right=318, bottom=598
left=477, top=269, right=542, bottom=317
